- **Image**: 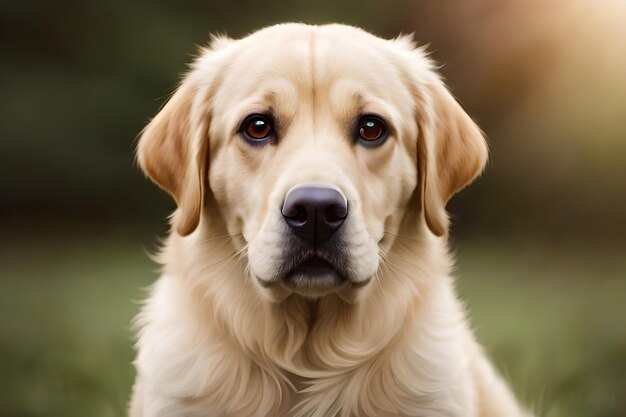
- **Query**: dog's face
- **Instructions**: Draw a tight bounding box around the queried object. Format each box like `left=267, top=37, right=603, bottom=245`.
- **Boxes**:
left=137, top=24, right=487, bottom=302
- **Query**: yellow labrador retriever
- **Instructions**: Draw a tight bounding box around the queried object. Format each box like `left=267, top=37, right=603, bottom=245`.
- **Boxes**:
left=131, top=23, right=532, bottom=417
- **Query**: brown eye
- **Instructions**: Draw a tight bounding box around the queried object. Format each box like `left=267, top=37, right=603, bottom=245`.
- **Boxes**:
left=242, top=114, right=273, bottom=142
left=357, top=116, right=388, bottom=146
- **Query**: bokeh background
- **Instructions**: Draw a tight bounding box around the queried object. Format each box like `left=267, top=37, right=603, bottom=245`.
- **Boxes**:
left=1, top=0, right=625, bottom=416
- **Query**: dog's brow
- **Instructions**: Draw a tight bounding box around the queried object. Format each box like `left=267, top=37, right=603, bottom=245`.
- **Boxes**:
left=229, top=85, right=299, bottom=135
left=329, top=82, right=396, bottom=126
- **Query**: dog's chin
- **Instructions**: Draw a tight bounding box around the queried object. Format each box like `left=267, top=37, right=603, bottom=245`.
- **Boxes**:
left=283, top=276, right=346, bottom=298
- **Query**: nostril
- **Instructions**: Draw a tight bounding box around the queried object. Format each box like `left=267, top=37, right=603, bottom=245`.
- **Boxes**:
left=282, top=200, right=309, bottom=227
left=325, top=204, right=347, bottom=225
left=288, top=205, right=308, bottom=226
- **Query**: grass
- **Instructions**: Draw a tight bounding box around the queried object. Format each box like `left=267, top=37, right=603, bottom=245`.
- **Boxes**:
left=0, top=232, right=624, bottom=417
left=0, top=233, right=154, bottom=417
left=455, top=239, right=626, bottom=417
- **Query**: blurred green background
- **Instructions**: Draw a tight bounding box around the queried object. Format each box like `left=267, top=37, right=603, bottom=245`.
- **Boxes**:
left=1, top=1, right=625, bottom=416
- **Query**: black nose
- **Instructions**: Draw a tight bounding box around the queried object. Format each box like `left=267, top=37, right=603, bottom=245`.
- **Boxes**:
left=281, top=182, right=348, bottom=248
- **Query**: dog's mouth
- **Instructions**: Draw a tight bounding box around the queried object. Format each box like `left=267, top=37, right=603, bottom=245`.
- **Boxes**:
left=281, top=255, right=347, bottom=295
left=254, top=245, right=372, bottom=299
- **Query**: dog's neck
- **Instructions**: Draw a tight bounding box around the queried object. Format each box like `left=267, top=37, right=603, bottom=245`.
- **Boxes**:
left=305, top=298, right=319, bottom=328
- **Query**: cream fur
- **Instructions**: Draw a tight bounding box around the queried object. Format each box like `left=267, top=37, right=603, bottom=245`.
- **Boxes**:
left=131, top=23, right=533, bottom=417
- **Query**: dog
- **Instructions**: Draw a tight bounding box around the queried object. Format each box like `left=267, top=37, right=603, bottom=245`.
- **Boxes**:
left=130, top=23, right=532, bottom=417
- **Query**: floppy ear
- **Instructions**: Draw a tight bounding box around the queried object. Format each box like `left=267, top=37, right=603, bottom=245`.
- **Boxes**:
left=136, top=80, right=209, bottom=236
left=417, top=82, right=488, bottom=236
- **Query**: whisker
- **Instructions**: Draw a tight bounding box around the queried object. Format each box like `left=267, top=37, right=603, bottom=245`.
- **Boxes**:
left=378, top=245, right=424, bottom=269
left=372, top=266, right=388, bottom=301
left=197, top=249, right=242, bottom=274
left=200, top=232, right=244, bottom=245
left=378, top=249, right=412, bottom=280
left=382, top=231, right=424, bottom=244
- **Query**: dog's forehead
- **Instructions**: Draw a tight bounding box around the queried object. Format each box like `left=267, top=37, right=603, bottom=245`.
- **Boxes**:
left=214, top=25, right=408, bottom=103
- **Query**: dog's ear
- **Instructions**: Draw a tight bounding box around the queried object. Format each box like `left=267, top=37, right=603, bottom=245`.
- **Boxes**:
left=417, top=80, right=488, bottom=237
left=136, top=80, right=209, bottom=236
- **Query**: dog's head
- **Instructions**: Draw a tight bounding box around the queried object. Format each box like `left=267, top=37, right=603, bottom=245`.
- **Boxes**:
left=137, top=24, right=487, bottom=302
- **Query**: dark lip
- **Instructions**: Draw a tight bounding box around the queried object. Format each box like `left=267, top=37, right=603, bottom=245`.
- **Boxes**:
left=255, top=254, right=372, bottom=291
left=282, top=255, right=346, bottom=288
left=287, top=256, right=336, bottom=276
left=255, top=234, right=367, bottom=291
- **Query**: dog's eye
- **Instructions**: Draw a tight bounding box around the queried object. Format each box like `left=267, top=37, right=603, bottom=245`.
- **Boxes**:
left=357, top=116, right=388, bottom=146
left=241, top=114, right=274, bottom=143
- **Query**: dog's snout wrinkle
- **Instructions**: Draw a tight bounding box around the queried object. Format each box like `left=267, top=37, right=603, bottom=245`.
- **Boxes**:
left=281, top=182, right=348, bottom=248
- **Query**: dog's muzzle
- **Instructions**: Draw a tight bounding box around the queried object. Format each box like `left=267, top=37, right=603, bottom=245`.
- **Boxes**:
left=255, top=182, right=368, bottom=297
